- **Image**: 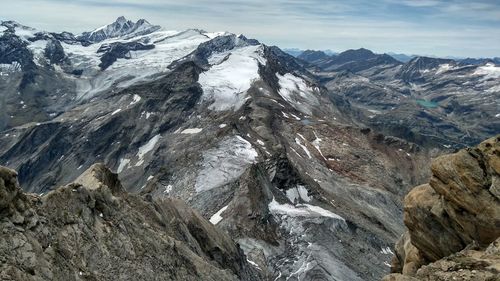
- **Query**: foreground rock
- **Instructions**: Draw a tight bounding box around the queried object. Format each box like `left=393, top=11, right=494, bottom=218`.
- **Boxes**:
left=383, top=135, right=500, bottom=280
left=0, top=164, right=260, bottom=281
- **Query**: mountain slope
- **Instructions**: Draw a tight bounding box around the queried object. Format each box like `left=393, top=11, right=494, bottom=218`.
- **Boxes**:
left=301, top=47, right=500, bottom=148
left=0, top=17, right=439, bottom=280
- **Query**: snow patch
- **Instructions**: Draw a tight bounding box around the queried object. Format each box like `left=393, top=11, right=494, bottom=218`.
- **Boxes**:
left=180, top=128, right=203, bottom=134
left=117, top=158, right=130, bottom=173
left=380, top=247, right=394, bottom=255
left=163, top=185, right=173, bottom=194
left=246, top=259, right=262, bottom=270
left=199, top=45, right=265, bottom=111
left=474, top=63, right=500, bottom=79
left=269, top=198, right=344, bottom=221
left=286, top=185, right=312, bottom=203
left=295, top=137, right=312, bottom=159
left=435, top=63, right=457, bottom=74
left=195, top=136, right=258, bottom=192
left=312, top=131, right=327, bottom=161
left=136, top=134, right=161, bottom=165
left=276, top=73, right=318, bottom=115
left=209, top=205, right=229, bottom=225
left=130, top=94, right=141, bottom=105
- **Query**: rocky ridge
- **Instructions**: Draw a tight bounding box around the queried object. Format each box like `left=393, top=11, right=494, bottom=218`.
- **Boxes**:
left=0, top=164, right=261, bottom=281
left=383, top=135, right=500, bottom=281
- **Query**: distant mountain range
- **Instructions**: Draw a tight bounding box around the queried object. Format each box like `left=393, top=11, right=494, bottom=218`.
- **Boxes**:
left=285, top=48, right=500, bottom=65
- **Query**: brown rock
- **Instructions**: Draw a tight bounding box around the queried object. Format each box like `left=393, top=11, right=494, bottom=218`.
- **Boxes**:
left=430, top=137, right=500, bottom=246
left=0, top=166, right=20, bottom=211
left=403, top=183, right=468, bottom=261
left=381, top=273, right=420, bottom=281
left=392, top=231, right=425, bottom=275
left=73, top=163, right=124, bottom=194
left=384, top=135, right=500, bottom=281
left=0, top=164, right=261, bottom=281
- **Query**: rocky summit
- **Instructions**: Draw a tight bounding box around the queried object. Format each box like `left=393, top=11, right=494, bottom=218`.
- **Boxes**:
left=0, top=164, right=261, bottom=281
left=0, top=15, right=499, bottom=281
left=383, top=135, right=500, bottom=281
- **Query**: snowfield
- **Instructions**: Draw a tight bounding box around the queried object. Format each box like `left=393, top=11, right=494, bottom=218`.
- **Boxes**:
left=474, top=63, right=500, bottom=79
left=195, top=136, right=258, bottom=192
left=62, top=29, right=212, bottom=100
left=199, top=45, right=266, bottom=111
left=276, top=73, right=319, bottom=115
left=269, top=198, right=345, bottom=221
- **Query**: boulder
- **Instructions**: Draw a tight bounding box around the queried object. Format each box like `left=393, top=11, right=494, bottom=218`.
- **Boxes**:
left=73, top=163, right=124, bottom=194
left=384, top=135, right=500, bottom=280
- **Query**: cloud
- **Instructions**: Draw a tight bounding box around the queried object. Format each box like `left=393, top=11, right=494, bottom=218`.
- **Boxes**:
left=397, top=0, right=441, bottom=7
left=0, top=0, right=499, bottom=57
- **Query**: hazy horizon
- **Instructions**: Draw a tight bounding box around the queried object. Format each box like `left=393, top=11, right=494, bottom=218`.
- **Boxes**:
left=1, top=0, right=499, bottom=58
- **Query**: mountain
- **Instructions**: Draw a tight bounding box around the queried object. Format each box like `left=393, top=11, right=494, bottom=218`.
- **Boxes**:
left=0, top=17, right=498, bottom=281
left=387, top=52, right=416, bottom=63
left=299, top=47, right=500, bottom=148
left=78, top=16, right=161, bottom=43
left=459, top=57, right=500, bottom=66
left=0, top=17, right=438, bottom=281
left=297, top=49, right=331, bottom=64
left=0, top=163, right=262, bottom=280
left=303, top=48, right=402, bottom=72
left=282, top=48, right=304, bottom=57
left=396, top=56, right=457, bottom=82
left=283, top=48, right=337, bottom=58
left=383, top=136, right=500, bottom=281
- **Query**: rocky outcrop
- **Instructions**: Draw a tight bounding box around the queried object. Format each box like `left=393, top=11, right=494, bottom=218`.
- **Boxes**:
left=97, top=42, right=155, bottom=70
left=0, top=164, right=260, bottom=281
left=384, top=135, right=500, bottom=280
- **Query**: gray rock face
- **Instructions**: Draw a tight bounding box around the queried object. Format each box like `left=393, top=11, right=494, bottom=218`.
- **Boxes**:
left=0, top=164, right=261, bottom=281
left=97, top=41, right=155, bottom=70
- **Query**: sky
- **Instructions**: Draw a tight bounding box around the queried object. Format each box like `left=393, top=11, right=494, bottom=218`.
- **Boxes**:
left=1, top=0, right=499, bottom=58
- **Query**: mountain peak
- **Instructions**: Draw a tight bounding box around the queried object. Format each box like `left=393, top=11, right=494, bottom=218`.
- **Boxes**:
left=298, top=50, right=331, bottom=63
left=78, top=17, right=160, bottom=43
left=116, top=16, right=128, bottom=23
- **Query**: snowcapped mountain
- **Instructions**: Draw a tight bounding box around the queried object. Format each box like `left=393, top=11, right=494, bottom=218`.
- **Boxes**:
left=0, top=16, right=497, bottom=281
left=78, top=16, right=161, bottom=43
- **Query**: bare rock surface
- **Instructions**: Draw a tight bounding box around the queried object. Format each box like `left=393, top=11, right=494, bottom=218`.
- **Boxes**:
left=0, top=164, right=260, bottom=281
